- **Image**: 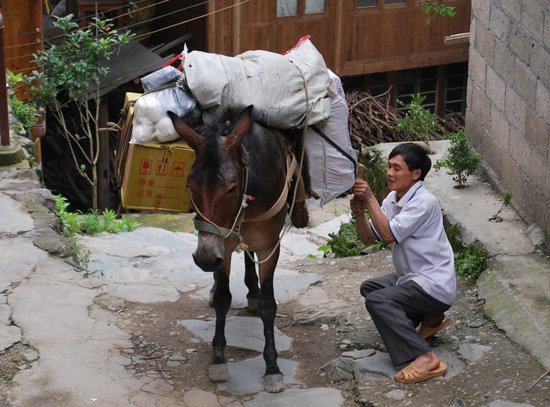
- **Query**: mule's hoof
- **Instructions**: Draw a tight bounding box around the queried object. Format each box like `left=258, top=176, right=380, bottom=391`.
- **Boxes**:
left=209, top=363, right=228, bottom=383
left=264, top=373, right=285, bottom=393
left=247, top=297, right=259, bottom=313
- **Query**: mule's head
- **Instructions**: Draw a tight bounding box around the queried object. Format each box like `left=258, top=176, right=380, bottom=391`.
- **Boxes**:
left=168, top=106, right=253, bottom=271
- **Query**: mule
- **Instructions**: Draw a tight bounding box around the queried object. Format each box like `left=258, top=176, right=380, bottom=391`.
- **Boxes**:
left=168, top=105, right=298, bottom=393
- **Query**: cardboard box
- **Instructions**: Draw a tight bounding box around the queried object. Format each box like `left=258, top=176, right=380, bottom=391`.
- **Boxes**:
left=121, top=140, right=195, bottom=212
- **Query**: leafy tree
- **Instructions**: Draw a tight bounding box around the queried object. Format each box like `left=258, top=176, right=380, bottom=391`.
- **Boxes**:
left=421, top=0, right=456, bottom=24
left=396, top=93, right=441, bottom=153
left=434, top=129, right=481, bottom=188
left=23, top=15, right=134, bottom=209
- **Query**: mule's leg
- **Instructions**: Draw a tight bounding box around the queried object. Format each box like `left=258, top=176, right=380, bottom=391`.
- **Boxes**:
left=209, top=274, right=216, bottom=308
left=244, top=251, right=260, bottom=313
left=258, top=252, right=285, bottom=393
left=210, top=253, right=259, bottom=312
left=209, top=268, right=232, bottom=383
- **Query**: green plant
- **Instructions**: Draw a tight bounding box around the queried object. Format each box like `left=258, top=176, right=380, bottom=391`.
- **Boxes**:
left=421, top=0, right=456, bottom=24
left=325, top=218, right=367, bottom=258
left=396, top=94, right=441, bottom=153
left=9, top=98, right=40, bottom=135
left=454, top=243, right=487, bottom=284
left=358, top=146, right=389, bottom=205
left=434, top=129, right=481, bottom=189
left=23, top=15, right=134, bottom=209
left=489, top=191, right=512, bottom=222
left=6, top=69, right=40, bottom=135
left=54, top=194, right=141, bottom=268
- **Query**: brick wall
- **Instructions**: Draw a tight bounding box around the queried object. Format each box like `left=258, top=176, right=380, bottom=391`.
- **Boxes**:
left=466, top=0, right=550, bottom=237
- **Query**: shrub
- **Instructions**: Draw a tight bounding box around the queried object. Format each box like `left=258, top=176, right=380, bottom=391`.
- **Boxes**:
left=434, top=129, right=481, bottom=188
left=396, top=93, right=441, bottom=153
left=358, top=146, right=389, bottom=205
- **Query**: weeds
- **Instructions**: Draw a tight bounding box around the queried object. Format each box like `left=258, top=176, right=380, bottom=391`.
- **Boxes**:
left=56, top=195, right=140, bottom=236
left=489, top=191, right=512, bottom=222
left=454, top=243, right=487, bottom=284
left=314, top=216, right=388, bottom=259
left=55, top=194, right=141, bottom=274
left=444, top=220, right=488, bottom=284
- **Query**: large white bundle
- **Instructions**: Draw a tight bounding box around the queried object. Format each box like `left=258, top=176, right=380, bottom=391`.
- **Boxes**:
left=305, top=72, right=357, bottom=206
left=131, top=86, right=200, bottom=144
left=181, top=38, right=331, bottom=129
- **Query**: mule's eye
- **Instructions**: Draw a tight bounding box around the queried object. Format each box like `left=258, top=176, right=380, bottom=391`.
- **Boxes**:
left=227, top=186, right=237, bottom=195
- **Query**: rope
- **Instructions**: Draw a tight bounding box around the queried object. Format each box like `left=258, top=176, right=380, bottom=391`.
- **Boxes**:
left=242, top=63, right=310, bottom=266
left=134, top=0, right=251, bottom=41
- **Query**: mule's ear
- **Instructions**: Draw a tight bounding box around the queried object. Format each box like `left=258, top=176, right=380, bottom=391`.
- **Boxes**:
left=167, top=111, right=201, bottom=152
left=225, top=105, right=253, bottom=151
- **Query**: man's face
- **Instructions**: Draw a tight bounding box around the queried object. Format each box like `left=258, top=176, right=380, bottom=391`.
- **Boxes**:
left=387, top=154, right=421, bottom=199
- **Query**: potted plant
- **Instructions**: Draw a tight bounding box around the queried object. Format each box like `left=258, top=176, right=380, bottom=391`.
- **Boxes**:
left=6, top=69, right=41, bottom=137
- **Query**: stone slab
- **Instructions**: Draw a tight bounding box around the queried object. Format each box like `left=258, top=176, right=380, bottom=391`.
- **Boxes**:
left=217, top=355, right=300, bottom=395
left=180, top=316, right=292, bottom=352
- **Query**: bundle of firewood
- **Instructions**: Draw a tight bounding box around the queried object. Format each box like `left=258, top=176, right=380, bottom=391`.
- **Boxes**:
left=346, top=89, right=464, bottom=152
left=346, top=90, right=405, bottom=151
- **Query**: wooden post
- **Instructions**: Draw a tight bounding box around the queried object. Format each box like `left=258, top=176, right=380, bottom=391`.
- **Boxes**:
left=97, top=98, right=111, bottom=210
left=0, top=13, right=10, bottom=147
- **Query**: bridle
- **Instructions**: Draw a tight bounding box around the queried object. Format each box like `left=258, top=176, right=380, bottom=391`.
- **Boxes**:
left=191, top=145, right=251, bottom=243
left=191, top=145, right=297, bottom=246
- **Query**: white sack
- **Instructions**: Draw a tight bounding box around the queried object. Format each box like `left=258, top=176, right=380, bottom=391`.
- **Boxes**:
left=181, top=38, right=331, bottom=129
left=305, top=76, right=356, bottom=206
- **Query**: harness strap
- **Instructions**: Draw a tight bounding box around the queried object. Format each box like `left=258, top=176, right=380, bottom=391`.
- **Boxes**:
left=245, top=152, right=297, bottom=223
left=311, top=125, right=358, bottom=176
left=193, top=218, right=240, bottom=242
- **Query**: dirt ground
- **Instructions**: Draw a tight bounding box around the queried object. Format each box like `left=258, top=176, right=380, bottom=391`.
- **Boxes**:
left=0, top=250, right=548, bottom=406
left=90, top=250, right=550, bottom=407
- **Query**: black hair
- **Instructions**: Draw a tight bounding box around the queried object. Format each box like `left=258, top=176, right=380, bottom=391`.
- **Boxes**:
left=388, top=143, right=431, bottom=181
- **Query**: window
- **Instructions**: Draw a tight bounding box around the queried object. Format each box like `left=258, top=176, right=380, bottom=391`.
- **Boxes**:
left=357, top=0, right=378, bottom=7
left=445, top=62, right=468, bottom=115
left=385, top=0, right=405, bottom=4
left=277, top=0, right=326, bottom=17
left=368, top=73, right=388, bottom=96
left=306, top=0, right=326, bottom=14
left=396, top=66, right=438, bottom=113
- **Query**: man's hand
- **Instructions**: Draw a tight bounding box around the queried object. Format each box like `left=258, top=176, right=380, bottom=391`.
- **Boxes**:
left=353, top=177, right=375, bottom=202
left=350, top=196, right=365, bottom=216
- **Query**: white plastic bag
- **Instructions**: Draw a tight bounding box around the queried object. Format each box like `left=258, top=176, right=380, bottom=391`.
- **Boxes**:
left=131, top=86, right=200, bottom=144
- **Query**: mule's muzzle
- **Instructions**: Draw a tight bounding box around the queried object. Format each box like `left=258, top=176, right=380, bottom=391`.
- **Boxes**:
left=192, top=251, right=224, bottom=272
left=193, top=232, right=225, bottom=272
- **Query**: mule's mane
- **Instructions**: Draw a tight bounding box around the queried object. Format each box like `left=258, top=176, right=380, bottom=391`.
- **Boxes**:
left=198, top=106, right=252, bottom=161
left=191, top=106, right=253, bottom=183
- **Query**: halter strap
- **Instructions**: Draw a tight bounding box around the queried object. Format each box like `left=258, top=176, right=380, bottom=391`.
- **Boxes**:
left=192, top=218, right=241, bottom=242
left=244, top=152, right=297, bottom=223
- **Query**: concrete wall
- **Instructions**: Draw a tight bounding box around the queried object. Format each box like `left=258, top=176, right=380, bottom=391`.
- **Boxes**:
left=466, top=0, right=550, bottom=238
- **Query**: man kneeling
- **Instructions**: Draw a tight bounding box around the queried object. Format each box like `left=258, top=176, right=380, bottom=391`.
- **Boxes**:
left=351, top=143, right=455, bottom=383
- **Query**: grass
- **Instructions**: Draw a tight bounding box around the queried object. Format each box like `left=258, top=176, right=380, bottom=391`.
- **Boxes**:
left=55, top=194, right=141, bottom=274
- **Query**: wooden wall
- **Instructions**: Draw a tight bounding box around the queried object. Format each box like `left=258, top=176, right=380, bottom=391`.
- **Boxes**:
left=205, top=0, right=470, bottom=77
left=1, top=0, right=43, bottom=77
